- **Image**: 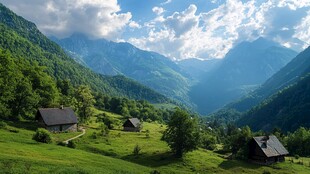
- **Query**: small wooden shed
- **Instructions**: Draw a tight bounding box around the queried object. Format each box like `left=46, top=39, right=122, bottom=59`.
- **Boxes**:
left=123, top=118, right=141, bottom=132
left=248, top=135, right=289, bottom=165
left=36, top=107, right=78, bottom=132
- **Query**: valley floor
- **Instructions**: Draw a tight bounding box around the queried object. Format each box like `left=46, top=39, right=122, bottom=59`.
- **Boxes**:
left=0, top=112, right=309, bottom=174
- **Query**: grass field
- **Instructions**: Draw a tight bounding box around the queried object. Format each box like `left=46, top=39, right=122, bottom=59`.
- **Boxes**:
left=0, top=113, right=310, bottom=174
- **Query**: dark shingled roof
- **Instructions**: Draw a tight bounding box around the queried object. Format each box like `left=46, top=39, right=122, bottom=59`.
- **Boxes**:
left=37, top=108, right=78, bottom=126
left=253, top=135, right=289, bottom=157
left=123, top=118, right=140, bottom=128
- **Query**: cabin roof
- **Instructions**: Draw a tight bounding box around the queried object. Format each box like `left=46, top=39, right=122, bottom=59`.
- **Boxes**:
left=253, top=135, right=289, bottom=157
left=36, top=108, right=78, bottom=126
left=123, top=118, right=140, bottom=128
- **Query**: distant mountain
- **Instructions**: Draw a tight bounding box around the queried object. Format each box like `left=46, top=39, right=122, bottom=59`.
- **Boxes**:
left=190, top=38, right=298, bottom=114
left=53, top=34, right=191, bottom=105
left=230, top=46, right=310, bottom=112
left=237, top=73, right=310, bottom=132
left=0, top=3, right=168, bottom=103
left=177, top=58, right=221, bottom=81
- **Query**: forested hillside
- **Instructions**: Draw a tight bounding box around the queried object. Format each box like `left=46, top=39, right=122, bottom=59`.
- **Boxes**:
left=0, top=3, right=168, bottom=104
left=237, top=73, right=310, bottom=132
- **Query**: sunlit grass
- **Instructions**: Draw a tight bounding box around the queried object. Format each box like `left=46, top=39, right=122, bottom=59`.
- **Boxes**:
left=0, top=112, right=310, bottom=174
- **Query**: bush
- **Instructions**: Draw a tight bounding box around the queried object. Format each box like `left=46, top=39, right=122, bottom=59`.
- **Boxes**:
left=9, top=129, right=19, bottom=133
left=57, top=141, right=67, bottom=146
left=0, top=121, right=7, bottom=129
left=99, top=124, right=109, bottom=136
left=32, top=128, right=52, bottom=143
left=133, top=144, right=141, bottom=156
left=262, top=170, right=271, bottom=174
left=91, top=132, right=98, bottom=139
left=150, top=170, right=160, bottom=174
left=67, top=140, right=76, bottom=148
left=295, top=155, right=300, bottom=159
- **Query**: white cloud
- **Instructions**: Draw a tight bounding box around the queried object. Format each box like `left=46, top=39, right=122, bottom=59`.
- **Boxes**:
left=152, top=7, right=165, bottom=15
left=293, top=10, right=310, bottom=48
left=130, top=0, right=261, bottom=59
left=0, top=0, right=132, bottom=40
left=278, top=0, right=310, bottom=10
left=129, top=0, right=310, bottom=60
left=164, top=4, right=199, bottom=37
left=161, top=0, right=172, bottom=6
left=129, top=21, right=141, bottom=29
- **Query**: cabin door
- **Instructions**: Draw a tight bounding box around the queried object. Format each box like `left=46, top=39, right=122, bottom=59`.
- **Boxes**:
left=60, top=125, right=63, bottom=131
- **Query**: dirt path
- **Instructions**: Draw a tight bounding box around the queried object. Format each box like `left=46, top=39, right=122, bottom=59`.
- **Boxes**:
left=63, top=128, right=86, bottom=144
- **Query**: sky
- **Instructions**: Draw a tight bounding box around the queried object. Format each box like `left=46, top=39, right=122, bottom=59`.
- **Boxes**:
left=1, top=0, right=310, bottom=60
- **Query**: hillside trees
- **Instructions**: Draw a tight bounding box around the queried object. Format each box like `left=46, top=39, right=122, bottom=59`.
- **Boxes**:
left=223, top=125, right=253, bottom=159
left=0, top=49, right=59, bottom=120
left=95, top=93, right=173, bottom=122
left=286, top=127, right=310, bottom=156
left=75, top=85, right=95, bottom=122
left=162, top=108, right=200, bottom=158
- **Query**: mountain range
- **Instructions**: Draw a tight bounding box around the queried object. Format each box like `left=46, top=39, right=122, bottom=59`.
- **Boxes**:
left=235, top=46, right=310, bottom=132
left=189, top=38, right=297, bottom=114
left=1, top=2, right=309, bottom=133
left=52, top=34, right=191, bottom=106
left=0, top=3, right=168, bottom=104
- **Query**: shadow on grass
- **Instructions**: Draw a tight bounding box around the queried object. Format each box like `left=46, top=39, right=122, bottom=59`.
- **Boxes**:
left=6, top=120, right=38, bottom=131
left=122, top=151, right=183, bottom=167
left=83, top=145, right=118, bottom=157
left=218, top=159, right=262, bottom=170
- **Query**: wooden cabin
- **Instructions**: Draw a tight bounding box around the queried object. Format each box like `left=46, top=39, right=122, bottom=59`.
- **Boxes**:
left=36, top=107, right=78, bottom=132
left=123, top=118, right=141, bottom=132
left=248, top=135, right=289, bottom=165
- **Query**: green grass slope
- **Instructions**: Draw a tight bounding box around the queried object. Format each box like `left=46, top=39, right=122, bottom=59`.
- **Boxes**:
left=1, top=113, right=309, bottom=174
left=0, top=122, right=152, bottom=174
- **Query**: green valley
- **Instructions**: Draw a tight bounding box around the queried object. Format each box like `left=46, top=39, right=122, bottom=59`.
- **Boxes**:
left=1, top=113, right=310, bottom=174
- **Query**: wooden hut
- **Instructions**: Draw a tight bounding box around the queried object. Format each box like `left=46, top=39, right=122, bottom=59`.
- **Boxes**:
left=248, top=135, right=289, bottom=165
left=36, top=107, right=78, bottom=132
left=123, top=118, right=141, bottom=132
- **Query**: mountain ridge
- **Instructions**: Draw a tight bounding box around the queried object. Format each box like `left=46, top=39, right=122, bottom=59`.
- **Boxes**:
left=190, top=38, right=297, bottom=114
left=53, top=34, right=192, bottom=106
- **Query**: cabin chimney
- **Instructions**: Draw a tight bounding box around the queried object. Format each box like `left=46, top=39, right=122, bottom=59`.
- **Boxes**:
left=262, top=135, right=269, bottom=148
left=60, top=105, right=64, bottom=109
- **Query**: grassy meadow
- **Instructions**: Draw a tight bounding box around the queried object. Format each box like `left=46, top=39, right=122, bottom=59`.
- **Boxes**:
left=0, top=112, right=310, bottom=174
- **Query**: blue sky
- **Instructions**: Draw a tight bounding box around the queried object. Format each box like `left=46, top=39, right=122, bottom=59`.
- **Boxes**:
left=1, top=0, right=310, bottom=60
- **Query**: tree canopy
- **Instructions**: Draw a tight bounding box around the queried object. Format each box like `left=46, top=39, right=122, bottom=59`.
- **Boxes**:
left=162, top=108, right=200, bottom=158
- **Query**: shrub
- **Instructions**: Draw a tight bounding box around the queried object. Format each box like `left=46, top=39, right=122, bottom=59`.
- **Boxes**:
left=133, top=144, right=141, bottom=157
left=67, top=140, right=76, bottom=148
left=9, top=129, right=19, bottom=133
left=57, top=141, right=67, bottom=146
left=32, top=128, right=52, bottom=143
left=99, top=123, right=109, bottom=136
left=91, top=132, right=98, bottom=139
left=295, top=155, right=300, bottom=159
left=150, top=170, right=160, bottom=174
left=262, top=170, right=271, bottom=174
left=0, top=121, right=7, bottom=129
